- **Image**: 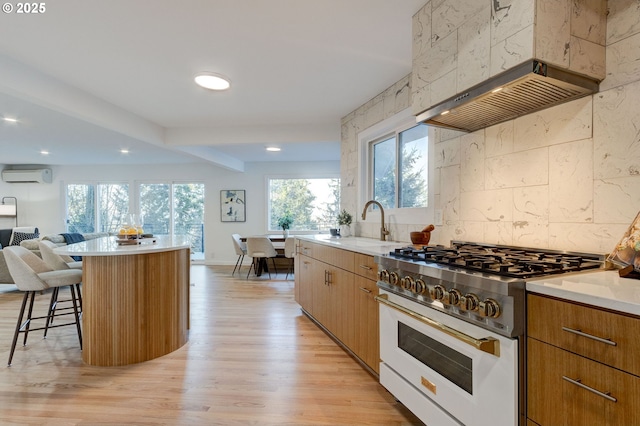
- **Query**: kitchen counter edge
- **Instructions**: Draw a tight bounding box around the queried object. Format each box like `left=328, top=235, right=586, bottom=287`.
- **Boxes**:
left=526, top=270, right=640, bottom=316
left=54, top=235, right=191, bottom=256
left=295, top=235, right=407, bottom=257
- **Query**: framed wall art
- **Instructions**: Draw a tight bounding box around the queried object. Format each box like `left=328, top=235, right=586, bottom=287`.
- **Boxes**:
left=220, top=190, right=246, bottom=222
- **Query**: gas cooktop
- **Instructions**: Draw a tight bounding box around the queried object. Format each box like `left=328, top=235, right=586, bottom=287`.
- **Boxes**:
left=389, top=241, right=605, bottom=279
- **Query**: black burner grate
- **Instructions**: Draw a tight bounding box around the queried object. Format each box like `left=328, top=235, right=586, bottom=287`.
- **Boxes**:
left=390, top=242, right=603, bottom=279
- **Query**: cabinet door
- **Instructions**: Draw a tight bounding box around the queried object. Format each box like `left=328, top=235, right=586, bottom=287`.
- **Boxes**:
left=311, top=261, right=354, bottom=343
left=312, top=260, right=331, bottom=329
left=295, top=254, right=314, bottom=313
left=332, top=266, right=355, bottom=349
left=353, top=275, right=379, bottom=374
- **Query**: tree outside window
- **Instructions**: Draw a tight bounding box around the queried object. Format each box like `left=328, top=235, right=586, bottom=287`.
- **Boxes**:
left=370, top=124, right=428, bottom=209
left=268, top=178, right=340, bottom=231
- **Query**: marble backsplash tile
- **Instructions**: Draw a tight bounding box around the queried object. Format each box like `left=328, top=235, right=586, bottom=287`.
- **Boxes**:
left=594, top=176, right=640, bottom=224
left=601, top=32, right=640, bottom=90
left=607, top=0, right=640, bottom=45
left=593, top=80, right=640, bottom=180
left=549, top=138, right=594, bottom=223
left=485, top=148, right=548, bottom=189
left=513, top=96, right=592, bottom=150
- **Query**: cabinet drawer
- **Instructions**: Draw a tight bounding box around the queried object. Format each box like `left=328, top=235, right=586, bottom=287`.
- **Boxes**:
left=297, top=240, right=316, bottom=257
left=354, top=253, right=377, bottom=280
left=528, top=338, right=640, bottom=426
left=312, top=244, right=355, bottom=272
left=528, top=294, right=640, bottom=376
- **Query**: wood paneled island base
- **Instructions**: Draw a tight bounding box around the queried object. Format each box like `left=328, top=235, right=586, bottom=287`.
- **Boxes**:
left=56, top=237, right=190, bottom=366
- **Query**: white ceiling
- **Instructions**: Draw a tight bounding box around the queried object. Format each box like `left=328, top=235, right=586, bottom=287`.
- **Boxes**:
left=0, top=0, right=425, bottom=170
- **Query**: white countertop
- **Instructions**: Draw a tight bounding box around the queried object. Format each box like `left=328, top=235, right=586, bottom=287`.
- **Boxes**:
left=527, top=270, right=640, bottom=316
left=296, top=234, right=408, bottom=256
left=54, top=235, right=191, bottom=256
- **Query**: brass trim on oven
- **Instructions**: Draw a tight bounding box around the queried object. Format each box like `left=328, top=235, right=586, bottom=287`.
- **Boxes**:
left=421, top=376, right=437, bottom=394
left=375, top=293, right=501, bottom=357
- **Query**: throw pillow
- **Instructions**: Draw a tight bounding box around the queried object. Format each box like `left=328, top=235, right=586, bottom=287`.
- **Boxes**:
left=10, top=231, right=40, bottom=246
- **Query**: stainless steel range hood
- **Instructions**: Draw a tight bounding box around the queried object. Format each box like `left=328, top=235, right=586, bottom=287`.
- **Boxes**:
left=416, top=60, right=600, bottom=133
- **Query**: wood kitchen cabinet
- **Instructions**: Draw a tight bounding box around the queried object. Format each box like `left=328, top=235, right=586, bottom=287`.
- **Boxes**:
left=527, top=294, right=640, bottom=426
left=295, top=240, right=380, bottom=374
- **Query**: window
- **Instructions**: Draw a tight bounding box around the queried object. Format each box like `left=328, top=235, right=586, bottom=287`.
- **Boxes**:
left=268, top=177, right=340, bottom=231
left=66, top=183, right=129, bottom=233
left=370, top=123, right=428, bottom=209
left=139, top=182, right=205, bottom=254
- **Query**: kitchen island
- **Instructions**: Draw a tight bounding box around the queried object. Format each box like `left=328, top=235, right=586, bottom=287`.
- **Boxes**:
left=56, top=236, right=191, bottom=366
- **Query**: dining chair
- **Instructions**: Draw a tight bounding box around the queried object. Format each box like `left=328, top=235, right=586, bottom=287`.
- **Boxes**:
left=231, top=234, right=247, bottom=276
left=245, top=236, right=278, bottom=279
left=4, top=246, right=83, bottom=366
left=284, top=237, right=295, bottom=280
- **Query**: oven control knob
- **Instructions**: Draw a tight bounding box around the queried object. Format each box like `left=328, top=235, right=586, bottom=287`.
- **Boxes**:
left=378, top=269, right=390, bottom=283
left=433, top=284, right=447, bottom=302
left=389, top=272, right=400, bottom=286
left=401, top=276, right=415, bottom=291
left=414, top=279, right=427, bottom=295
left=460, top=293, right=480, bottom=312
left=479, top=298, right=501, bottom=318
left=448, top=289, right=462, bottom=306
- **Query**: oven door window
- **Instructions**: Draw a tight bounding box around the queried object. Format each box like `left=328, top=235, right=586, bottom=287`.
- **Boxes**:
left=398, top=322, right=472, bottom=394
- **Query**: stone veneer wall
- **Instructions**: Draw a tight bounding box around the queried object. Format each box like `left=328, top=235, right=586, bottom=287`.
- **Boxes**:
left=341, top=0, right=640, bottom=254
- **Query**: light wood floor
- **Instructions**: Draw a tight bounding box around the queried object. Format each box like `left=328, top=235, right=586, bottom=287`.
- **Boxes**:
left=0, top=265, right=423, bottom=425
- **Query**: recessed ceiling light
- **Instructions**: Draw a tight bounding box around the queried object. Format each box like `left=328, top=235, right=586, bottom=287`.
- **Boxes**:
left=120, top=149, right=129, bottom=154
left=40, top=150, right=49, bottom=155
left=266, top=147, right=281, bottom=152
left=3, top=117, right=18, bottom=123
left=194, top=72, right=231, bottom=91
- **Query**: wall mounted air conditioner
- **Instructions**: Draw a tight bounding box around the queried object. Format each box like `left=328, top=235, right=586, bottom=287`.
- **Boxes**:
left=2, top=168, right=52, bottom=183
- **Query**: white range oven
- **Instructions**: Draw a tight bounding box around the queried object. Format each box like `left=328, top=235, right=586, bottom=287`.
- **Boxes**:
left=375, top=241, right=605, bottom=426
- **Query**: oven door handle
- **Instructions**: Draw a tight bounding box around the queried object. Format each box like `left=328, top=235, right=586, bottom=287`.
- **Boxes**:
left=375, top=293, right=500, bottom=357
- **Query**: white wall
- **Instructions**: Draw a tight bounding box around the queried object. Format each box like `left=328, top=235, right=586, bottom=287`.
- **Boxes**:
left=0, top=160, right=339, bottom=264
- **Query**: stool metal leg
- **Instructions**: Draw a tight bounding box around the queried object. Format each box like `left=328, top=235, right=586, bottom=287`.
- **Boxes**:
left=8, top=291, right=32, bottom=366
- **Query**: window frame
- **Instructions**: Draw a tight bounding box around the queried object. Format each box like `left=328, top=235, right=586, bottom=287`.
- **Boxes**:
left=358, top=108, right=435, bottom=224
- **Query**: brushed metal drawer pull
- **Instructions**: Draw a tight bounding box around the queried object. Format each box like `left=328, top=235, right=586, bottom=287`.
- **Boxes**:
left=375, top=294, right=500, bottom=356
left=359, top=287, right=372, bottom=294
left=562, top=376, right=617, bottom=402
left=561, top=327, right=617, bottom=346
left=359, top=264, right=373, bottom=270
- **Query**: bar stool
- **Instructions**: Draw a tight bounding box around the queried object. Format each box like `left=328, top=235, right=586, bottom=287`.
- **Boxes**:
left=4, top=246, right=83, bottom=366
left=39, top=240, right=83, bottom=311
